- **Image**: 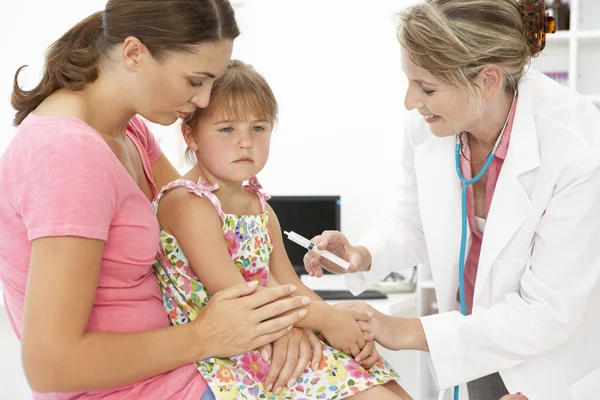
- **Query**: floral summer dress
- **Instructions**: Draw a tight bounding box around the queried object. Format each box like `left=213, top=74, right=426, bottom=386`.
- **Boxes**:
left=153, top=177, right=400, bottom=399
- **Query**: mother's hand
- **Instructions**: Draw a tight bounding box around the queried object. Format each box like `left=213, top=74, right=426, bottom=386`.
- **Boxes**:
left=194, top=281, right=309, bottom=358
left=262, top=328, right=322, bottom=395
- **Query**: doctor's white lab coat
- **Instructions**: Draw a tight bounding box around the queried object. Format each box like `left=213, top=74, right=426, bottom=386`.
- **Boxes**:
left=346, top=70, right=600, bottom=400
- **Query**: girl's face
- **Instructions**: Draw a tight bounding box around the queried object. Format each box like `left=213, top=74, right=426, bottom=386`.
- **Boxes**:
left=183, top=104, right=273, bottom=184
left=401, top=52, right=477, bottom=138
left=130, top=39, right=233, bottom=126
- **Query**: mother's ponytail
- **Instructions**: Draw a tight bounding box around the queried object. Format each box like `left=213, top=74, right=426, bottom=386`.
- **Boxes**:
left=11, top=11, right=104, bottom=126
left=11, top=0, right=241, bottom=127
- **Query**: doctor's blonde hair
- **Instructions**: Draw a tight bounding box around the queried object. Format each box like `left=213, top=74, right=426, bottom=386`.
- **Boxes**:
left=397, top=0, right=546, bottom=100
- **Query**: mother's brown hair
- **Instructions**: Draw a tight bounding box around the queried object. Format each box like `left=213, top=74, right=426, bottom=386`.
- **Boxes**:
left=11, top=0, right=240, bottom=126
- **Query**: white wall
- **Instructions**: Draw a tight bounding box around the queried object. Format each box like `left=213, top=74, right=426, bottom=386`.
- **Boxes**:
left=0, top=0, right=413, bottom=243
left=235, top=0, right=411, bottom=242
left=1, top=2, right=413, bottom=396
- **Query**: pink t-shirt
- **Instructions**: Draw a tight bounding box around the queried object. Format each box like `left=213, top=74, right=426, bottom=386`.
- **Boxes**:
left=0, top=114, right=207, bottom=399
left=458, top=95, right=519, bottom=315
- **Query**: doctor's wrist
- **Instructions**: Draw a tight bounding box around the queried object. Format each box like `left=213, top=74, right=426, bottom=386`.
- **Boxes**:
left=354, top=245, right=372, bottom=272
left=392, top=317, right=429, bottom=352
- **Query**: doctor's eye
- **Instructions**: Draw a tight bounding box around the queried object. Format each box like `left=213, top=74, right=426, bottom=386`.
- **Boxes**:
left=422, top=88, right=435, bottom=96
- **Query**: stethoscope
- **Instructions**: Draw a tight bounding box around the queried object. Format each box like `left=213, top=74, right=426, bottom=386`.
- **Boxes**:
left=452, top=90, right=517, bottom=400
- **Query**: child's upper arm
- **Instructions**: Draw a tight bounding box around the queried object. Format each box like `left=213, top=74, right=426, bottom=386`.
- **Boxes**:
left=156, top=188, right=247, bottom=295
left=266, top=204, right=304, bottom=286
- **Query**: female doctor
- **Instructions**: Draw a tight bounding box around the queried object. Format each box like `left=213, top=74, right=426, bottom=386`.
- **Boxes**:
left=304, top=1, right=600, bottom=399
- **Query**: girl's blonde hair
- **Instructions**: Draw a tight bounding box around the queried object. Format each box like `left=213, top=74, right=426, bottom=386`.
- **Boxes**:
left=397, top=0, right=548, bottom=101
left=184, top=59, right=278, bottom=164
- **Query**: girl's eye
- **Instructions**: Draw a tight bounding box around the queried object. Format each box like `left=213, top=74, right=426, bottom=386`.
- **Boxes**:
left=252, top=126, right=265, bottom=132
left=219, top=127, right=233, bottom=133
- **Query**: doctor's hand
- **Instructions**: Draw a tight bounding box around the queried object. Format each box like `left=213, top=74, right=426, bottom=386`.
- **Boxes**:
left=338, top=301, right=429, bottom=352
left=320, top=308, right=373, bottom=357
left=303, top=230, right=370, bottom=277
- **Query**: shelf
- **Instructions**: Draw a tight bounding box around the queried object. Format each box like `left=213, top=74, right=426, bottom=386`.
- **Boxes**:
left=418, top=280, right=435, bottom=289
left=547, top=30, right=572, bottom=42
left=546, top=30, right=600, bottom=42
left=584, top=94, right=600, bottom=103
left=577, top=30, right=600, bottom=41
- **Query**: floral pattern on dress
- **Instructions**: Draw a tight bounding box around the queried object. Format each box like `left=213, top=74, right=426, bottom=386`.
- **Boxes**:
left=152, top=177, right=401, bottom=399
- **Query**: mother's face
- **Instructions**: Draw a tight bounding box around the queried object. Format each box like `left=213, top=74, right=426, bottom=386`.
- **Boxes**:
left=126, top=38, right=233, bottom=126
left=401, top=52, right=477, bottom=138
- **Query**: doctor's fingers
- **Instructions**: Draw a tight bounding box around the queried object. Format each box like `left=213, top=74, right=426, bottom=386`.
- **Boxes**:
left=357, top=320, right=375, bottom=334
left=303, top=252, right=322, bottom=277
left=312, top=230, right=347, bottom=250
left=305, top=250, right=348, bottom=277
left=352, top=310, right=374, bottom=322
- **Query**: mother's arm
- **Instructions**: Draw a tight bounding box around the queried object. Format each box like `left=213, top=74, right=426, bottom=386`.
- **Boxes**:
left=22, top=237, right=307, bottom=393
left=151, top=153, right=181, bottom=192
left=22, top=237, right=210, bottom=392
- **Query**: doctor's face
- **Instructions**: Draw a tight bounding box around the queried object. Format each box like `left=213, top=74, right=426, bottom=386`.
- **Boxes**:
left=402, top=53, right=476, bottom=138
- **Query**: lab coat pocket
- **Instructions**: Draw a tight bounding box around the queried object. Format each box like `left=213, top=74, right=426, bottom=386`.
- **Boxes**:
left=568, top=366, right=600, bottom=400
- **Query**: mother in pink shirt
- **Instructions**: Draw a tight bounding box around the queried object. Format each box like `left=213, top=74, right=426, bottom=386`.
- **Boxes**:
left=0, top=1, right=311, bottom=399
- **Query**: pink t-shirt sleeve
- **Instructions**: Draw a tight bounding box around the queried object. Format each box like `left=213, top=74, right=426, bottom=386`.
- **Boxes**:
left=18, top=133, right=120, bottom=241
left=129, top=116, right=162, bottom=165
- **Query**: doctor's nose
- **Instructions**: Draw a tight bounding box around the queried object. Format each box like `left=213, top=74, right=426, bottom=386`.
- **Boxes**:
left=404, top=86, right=423, bottom=111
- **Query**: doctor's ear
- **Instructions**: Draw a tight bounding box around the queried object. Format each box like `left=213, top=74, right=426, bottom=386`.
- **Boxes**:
left=182, top=123, right=199, bottom=152
left=475, top=65, right=505, bottom=101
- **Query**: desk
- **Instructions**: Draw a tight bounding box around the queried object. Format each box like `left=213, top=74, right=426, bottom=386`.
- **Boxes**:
left=300, top=275, right=417, bottom=316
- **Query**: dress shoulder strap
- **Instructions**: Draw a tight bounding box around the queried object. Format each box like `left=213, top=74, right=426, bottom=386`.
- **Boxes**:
left=155, top=178, right=225, bottom=221
left=243, top=176, right=271, bottom=214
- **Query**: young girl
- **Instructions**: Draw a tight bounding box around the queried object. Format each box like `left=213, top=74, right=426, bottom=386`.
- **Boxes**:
left=153, top=60, right=408, bottom=399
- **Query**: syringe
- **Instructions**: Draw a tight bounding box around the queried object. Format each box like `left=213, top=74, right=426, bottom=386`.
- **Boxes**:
left=283, top=231, right=350, bottom=271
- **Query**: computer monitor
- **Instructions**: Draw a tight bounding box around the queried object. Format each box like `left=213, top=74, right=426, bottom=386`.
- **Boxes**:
left=267, top=196, right=341, bottom=275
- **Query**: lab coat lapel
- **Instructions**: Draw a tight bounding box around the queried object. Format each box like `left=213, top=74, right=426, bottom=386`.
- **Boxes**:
left=415, top=134, right=468, bottom=312
left=474, top=79, right=540, bottom=302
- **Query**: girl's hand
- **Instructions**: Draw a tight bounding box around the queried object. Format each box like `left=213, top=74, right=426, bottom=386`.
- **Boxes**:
left=353, top=332, right=379, bottom=369
left=320, top=308, right=373, bottom=357
left=303, top=230, right=368, bottom=277
left=195, top=282, right=310, bottom=358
